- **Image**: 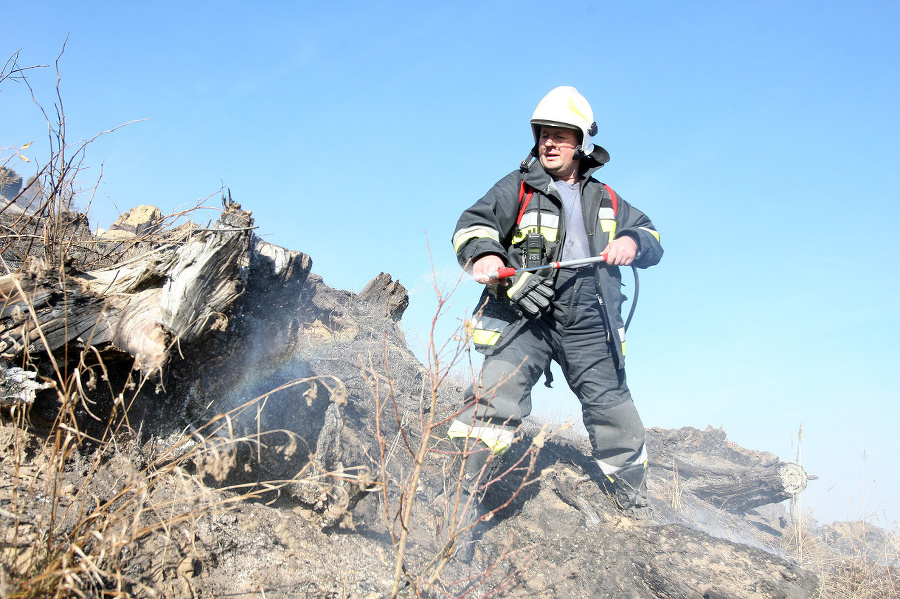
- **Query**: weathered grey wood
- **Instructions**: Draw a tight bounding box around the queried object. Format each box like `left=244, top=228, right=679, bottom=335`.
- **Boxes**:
left=687, top=462, right=808, bottom=513
left=0, top=274, right=109, bottom=358
left=648, top=426, right=810, bottom=513
left=0, top=203, right=256, bottom=376
left=0, top=361, right=53, bottom=406
left=250, top=236, right=312, bottom=283
left=106, top=287, right=168, bottom=372
left=158, top=219, right=251, bottom=345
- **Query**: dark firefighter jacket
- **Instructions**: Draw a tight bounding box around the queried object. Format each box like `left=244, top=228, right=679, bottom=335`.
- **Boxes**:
left=452, top=148, right=663, bottom=369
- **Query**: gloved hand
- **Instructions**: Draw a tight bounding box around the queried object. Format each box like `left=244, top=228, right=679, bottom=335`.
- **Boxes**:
left=507, top=273, right=554, bottom=316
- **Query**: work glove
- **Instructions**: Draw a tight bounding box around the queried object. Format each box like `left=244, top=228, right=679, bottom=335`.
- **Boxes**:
left=506, top=273, right=554, bottom=316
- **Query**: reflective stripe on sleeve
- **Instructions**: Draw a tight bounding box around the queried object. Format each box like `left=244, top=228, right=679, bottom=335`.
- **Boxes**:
left=453, top=225, right=500, bottom=252
left=638, top=226, right=661, bottom=242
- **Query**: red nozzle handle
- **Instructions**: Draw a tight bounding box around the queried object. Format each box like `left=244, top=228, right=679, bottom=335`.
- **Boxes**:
left=495, top=267, right=517, bottom=279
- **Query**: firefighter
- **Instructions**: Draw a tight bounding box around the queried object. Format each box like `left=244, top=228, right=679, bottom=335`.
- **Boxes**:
left=450, top=86, right=663, bottom=519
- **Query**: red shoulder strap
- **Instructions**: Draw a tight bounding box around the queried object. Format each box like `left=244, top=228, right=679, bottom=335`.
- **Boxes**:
left=516, top=180, right=534, bottom=225
left=603, top=183, right=618, bottom=215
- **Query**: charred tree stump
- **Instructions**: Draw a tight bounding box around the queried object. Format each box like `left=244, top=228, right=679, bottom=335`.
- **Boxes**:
left=0, top=202, right=256, bottom=375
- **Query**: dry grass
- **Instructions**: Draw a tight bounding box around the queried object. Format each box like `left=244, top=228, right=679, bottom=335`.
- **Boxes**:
left=0, top=336, right=359, bottom=599
left=667, top=459, right=683, bottom=512
left=782, top=519, right=900, bottom=598
left=779, top=427, right=899, bottom=597
left=780, top=466, right=898, bottom=594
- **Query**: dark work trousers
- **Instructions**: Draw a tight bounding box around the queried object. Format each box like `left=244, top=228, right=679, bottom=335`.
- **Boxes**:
left=460, top=268, right=646, bottom=471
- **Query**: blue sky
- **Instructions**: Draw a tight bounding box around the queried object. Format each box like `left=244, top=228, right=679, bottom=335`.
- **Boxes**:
left=3, top=1, right=898, bottom=526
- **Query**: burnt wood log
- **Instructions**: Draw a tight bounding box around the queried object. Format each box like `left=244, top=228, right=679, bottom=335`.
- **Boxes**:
left=647, top=426, right=812, bottom=513
left=685, top=461, right=808, bottom=513
left=0, top=273, right=112, bottom=360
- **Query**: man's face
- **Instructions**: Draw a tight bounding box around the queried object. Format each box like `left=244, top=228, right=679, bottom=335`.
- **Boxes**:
left=537, top=126, right=580, bottom=183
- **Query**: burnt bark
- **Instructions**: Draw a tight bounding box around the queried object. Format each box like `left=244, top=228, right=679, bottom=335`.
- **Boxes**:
left=1, top=202, right=260, bottom=374
left=648, top=426, right=811, bottom=513
left=686, top=461, right=809, bottom=513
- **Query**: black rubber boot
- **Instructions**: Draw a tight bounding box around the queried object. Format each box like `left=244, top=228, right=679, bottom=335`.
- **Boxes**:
left=610, top=462, right=653, bottom=521
left=453, top=437, right=502, bottom=499
left=441, top=438, right=503, bottom=562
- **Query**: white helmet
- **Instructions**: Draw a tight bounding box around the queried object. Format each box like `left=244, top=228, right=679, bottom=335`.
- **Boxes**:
left=531, top=86, right=599, bottom=158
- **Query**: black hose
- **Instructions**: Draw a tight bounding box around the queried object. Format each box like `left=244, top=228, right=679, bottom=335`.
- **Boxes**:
left=624, top=265, right=639, bottom=332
